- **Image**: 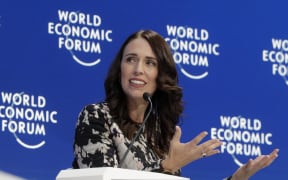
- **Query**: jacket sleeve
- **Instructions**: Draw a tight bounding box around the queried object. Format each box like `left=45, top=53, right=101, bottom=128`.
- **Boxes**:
left=72, top=104, right=118, bottom=168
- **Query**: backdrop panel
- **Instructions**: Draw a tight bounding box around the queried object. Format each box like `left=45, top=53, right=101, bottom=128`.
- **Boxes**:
left=0, top=0, right=287, bottom=179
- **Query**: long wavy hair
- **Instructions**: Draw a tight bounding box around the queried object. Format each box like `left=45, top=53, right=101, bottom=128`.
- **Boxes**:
left=104, top=30, right=183, bottom=158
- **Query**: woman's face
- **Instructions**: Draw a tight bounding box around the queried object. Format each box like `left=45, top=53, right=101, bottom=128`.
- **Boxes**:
left=120, top=37, right=158, bottom=102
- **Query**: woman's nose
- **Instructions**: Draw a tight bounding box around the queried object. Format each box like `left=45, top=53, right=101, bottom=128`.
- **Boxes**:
left=134, top=61, right=144, bottom=75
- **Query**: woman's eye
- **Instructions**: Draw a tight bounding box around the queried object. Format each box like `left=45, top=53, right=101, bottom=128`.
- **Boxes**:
left=146, top=59, right=157, bottom=67
left=126, top=57, right=137, bottom=63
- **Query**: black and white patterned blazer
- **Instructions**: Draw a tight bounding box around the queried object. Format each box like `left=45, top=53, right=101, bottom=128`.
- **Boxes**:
left=72, top=102, right=165, bottom=172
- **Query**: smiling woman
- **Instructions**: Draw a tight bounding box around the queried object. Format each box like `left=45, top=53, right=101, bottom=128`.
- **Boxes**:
left=72, top=29, right=279, bottom=180
left=73, top=30, right=187, bottom=174
left=120, top=37, right=158, bottom=104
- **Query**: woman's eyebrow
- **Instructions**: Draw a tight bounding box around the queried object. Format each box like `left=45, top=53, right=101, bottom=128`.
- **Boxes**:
left=123, top=53, right=137, bottom=57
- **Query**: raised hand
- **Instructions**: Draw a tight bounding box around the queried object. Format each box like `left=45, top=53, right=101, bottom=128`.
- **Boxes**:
left=162, top=126, right=222, bottom=173
left=231, top=149, right=279, bottom=180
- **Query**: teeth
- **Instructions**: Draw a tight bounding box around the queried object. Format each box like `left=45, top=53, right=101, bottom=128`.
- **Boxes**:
left=130, top=80, right=145, bottom=85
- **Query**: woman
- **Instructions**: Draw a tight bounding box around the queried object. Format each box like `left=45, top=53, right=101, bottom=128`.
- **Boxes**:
left=72, top=30, right=279, bottom=179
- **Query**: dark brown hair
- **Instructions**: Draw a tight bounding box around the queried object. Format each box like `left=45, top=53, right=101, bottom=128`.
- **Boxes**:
left=104, top=30, right=183, bottom=157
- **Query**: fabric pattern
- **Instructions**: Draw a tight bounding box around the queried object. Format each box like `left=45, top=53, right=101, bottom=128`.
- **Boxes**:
left=72, top=102, right=163, bottom=172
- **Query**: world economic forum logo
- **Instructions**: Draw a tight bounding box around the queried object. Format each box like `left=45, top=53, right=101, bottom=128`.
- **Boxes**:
left=262, top=38, right=288, bottom=86
left=165, top=25, right=220, bottom=79
left=0, top=91, right=58, bottom=149
left=211, top=115, right=273, bottom=167
left=48, top=10, right=113, bottom=67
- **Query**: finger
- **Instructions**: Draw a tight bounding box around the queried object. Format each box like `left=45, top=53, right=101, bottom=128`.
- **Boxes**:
left=249, top=155, right=273, bottom=171
left=244, top=158, right=254, bottom=169
left=253, top=155, right=267, bottom=166
left=270, top=149, right=279, bottom=157
left=205, top=149, right=221, bottom=157
left=171, top=126, right=182, bottom=143
left=262, top=149, right=279, bottom=167
left=200, top=139, right=222, bottom=151
left=254, top=149, right=279, bottom=167
left=188, top=131, right=208, bottom=146
left=199, top=139, right=222, bottom=159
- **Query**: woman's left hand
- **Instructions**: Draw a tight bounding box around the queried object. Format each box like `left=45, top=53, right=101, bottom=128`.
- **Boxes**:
left=162, top=126, right=222, bottom=173
left=231, top=148, right=279, bottom=180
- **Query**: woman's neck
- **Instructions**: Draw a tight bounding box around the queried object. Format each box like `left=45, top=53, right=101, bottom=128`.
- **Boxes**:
left=127, top=99, right=148, bottom=123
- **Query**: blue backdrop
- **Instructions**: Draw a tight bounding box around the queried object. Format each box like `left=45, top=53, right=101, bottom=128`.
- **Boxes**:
left=0, top=0, right=287, bottom=179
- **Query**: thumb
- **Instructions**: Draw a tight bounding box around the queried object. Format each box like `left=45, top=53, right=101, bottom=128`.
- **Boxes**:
left=172, top=126, right=182, bottom=143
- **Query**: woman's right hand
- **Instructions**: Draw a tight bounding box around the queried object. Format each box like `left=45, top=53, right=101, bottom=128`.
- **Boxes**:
left=161, top=126, right=222, bottom=173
